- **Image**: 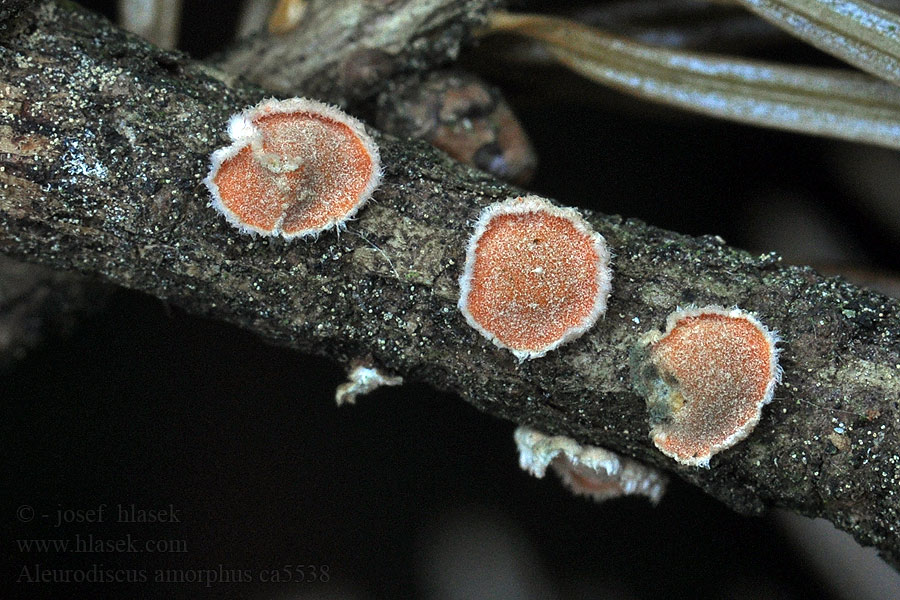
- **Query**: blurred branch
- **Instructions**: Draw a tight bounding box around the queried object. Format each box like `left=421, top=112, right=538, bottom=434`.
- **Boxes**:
left=214, top=0, right=500, bottom=106
left=117, top=0, right=182, bottom=49
left=267, top=0, right=307, bottom=35
left=2, top=0, right=900, bottom=569
left=373, top=69, right=537, bottom=185
left=0, top=256, right=110, bottom=368
left=235, top=0, right=275, bottom=39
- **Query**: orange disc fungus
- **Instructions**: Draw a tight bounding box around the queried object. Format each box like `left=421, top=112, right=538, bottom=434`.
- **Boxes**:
left=204, top=97, right=381, bottom=239
left=458, top=196, right=612, bottom=361
left=632, top=306, right=781, bottom=468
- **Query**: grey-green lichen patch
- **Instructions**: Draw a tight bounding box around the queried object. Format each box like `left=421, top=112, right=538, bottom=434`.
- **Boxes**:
left=630, top=338, right=680, bottom=427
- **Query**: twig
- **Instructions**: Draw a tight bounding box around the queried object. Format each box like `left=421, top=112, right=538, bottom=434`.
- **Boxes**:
left=1, top=1, right=899, bottom=568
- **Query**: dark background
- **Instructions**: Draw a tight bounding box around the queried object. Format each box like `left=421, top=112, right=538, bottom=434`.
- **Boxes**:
left=7, top=290, right=832, bottom=599
left=8, top=1, right=900, bottom=598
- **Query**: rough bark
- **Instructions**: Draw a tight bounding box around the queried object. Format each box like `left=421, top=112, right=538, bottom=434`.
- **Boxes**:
left=1, top=1, right=899, bottom=567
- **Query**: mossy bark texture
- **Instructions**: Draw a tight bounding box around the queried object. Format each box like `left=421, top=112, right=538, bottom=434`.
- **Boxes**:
left=1, top=1, right=899, bottom=567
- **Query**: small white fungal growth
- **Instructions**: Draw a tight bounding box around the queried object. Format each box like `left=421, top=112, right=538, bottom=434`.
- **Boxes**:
left=514, top=426, right=667, bottom=504
left=335, top=364, right=403, bottom=406
left=458, top=196, right=612, bottom=361
left=205, top=97, right=381, bottom=239
left=632, top=306, right=781, bottom=468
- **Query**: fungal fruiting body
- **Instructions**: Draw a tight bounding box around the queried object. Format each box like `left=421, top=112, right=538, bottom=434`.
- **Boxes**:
left=458, top=196, right=612, bottom=360
left=514, top=426, right=667, bottom=504
left=334, top=363, right=403, bottom=407
left=632, top=306, right=781, bottom=468
left=205, top=97, right=381, bottom=239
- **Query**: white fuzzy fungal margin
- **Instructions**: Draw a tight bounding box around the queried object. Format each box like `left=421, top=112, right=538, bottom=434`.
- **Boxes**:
left=514, top=426, right=667, bottom=504
left=335, top=364, right=403, bottom=406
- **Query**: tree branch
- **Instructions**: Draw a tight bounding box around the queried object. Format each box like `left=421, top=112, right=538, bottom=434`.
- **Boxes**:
left=2, top=1, right=899, bottom=567
left=214, top=0, right=500, bottom=106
